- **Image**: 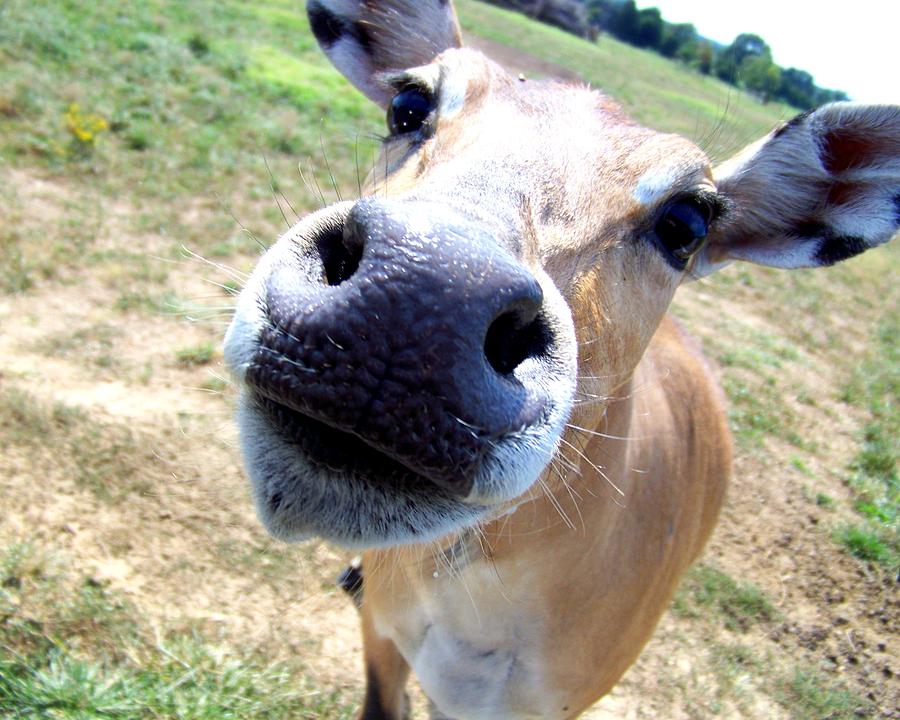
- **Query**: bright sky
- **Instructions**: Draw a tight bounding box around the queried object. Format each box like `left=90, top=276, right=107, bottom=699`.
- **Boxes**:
left=635, top=0, right=898, bottom=104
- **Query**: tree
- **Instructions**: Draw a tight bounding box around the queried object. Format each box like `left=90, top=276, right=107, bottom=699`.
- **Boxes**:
left=716, top=32, right=771, bottom=83
left=610, top=0, right=640, bottom=43
left=740, top=55, right=781, bottom=103
left=694, top=40, right=714, bottom=74
left=729, top=33, right=771, bottom=64
left=635, top=7, right=664, bottom=49
left=659, top=22, right=696, bottom=59
left=777, top=67, right=817, bottom=109
left=585, top=0, right=617, bottom=29
left=815, top=87, right=850, bottom=105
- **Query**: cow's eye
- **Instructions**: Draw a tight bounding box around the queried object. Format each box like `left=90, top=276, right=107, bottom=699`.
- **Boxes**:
left=388, top=87, right=433, bottom=136
left=654, top=198, right=713, bottom=267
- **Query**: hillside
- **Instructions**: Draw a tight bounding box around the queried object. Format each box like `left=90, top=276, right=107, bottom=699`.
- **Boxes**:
left=1, top=1, right=896, bottom=718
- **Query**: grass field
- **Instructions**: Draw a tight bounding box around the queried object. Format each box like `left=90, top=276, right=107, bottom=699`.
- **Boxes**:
left=1, top=1, right=897, bottom=718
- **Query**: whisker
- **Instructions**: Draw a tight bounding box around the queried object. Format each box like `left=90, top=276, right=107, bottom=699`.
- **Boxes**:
left=574, top=389, right=610, bottom=400
left=566, top=422, right=634, bottom=443
left=297, top=160, right=326, bottom=209
left=262, top=150, right=301, bottom=224
left=577, top=373, right=628, bottom=381
left=583, top=371, right=671, bottom=405
left=200, top=278, right=241, bottom=295
left=205, top=368, right=233, bottom=387
left=537, top=475, right=576, bottom=531
left=472, top=528, right=512, bottom=601
left=177, top=321, right=233, bottom=329
left=213, top=191, right=268, bottom=253
left=354, top=133, right=363, bottom=200
left=372, top=142, right=381, bottom=197
left=319, top=124, right=343, bottom=202
left=169, top=299, right=237, bottom=309
left=269, top=316, right=306, bottom=347
left=178, top=292, right=238, bottom=303
left=446, top=542, right=481, bottom=620
left=450, top=413, right=485, bottom=439
left=558, top=436, right=625, bottom=498
left=551, top=448, right=582, bottom=476
left=304, top=156, right=329, bottom=208
left=551, top=461, right=585, bottom=533
left=575, top=388, right=614, bottom=403
left=258, top=345, right=317, bottom=373
left=260, top=158, right=292, bottom=230
left=181, top=314, right=235, bottom=324
left=180, top=313, right=236, bottom=322
left=179, top=246, right=251, bottom=284
left=180, top=383, right=227, bottom=397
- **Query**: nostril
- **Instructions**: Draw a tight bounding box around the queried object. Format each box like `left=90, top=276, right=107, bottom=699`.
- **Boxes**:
left=485, top=310, right=551, bottom=375
left=316, top=222, right=362, bottom=286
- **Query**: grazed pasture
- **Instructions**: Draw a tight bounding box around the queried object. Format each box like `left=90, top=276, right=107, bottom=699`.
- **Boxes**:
left=0, top=1, right=896, bottom=717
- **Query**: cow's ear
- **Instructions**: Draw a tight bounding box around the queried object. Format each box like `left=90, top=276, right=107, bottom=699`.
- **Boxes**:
left=695, top=103, right=899, bottom=274
left=307, top=0, right=463, bottom=107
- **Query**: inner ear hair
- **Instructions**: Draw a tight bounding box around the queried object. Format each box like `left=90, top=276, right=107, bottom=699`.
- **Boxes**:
left=704, top=103, right=900, bottom=272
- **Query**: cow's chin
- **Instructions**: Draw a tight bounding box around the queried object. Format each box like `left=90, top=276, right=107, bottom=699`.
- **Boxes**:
left=234, top=389, right=568, bottom=549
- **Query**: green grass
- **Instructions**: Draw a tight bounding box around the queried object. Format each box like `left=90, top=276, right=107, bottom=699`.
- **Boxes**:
left=815, top=492, right=834, bottom=508
left=42, top=323, right=121, bottom=370
left=716, top=328, right=801, bottom=371
left=0, top=643, right=355, bottom=719
left=662, top=635, right=872, bottom=719
left=774, top=667, right=873, bottom=720
left=0, top=0, right=374, bottom=178
left=0, top=181, right=104, bottom=293
left=0, top=238, right=34, bottom=293
left=0, top=544, right=356, bottom=720
left=175, top=341, right=217, bottom=366
left=836, top=314, right=899, bottom=568
left=835, top=524, right=895, bottom=566
left=688, top=245, right=897, bottom=370
left=0, top=0, right=382, bottom=297
left=673, top=292, right=819, bottom=454
left=200, top=376, right=229, bottom=393
left=702, top=643, right=763, bottom=714
left=670, top=570, right=871, bottom=718
left=0, top=387, right=152, bottom=501
left=722, top=375, right=804, bottom=451
left=0, top=649, right=354, bottom=720
left=789, top=456, right=813, bottom=477
left=673, top=564, right=777, bottom=632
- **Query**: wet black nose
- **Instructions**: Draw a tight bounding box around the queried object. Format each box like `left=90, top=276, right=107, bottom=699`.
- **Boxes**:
left=246, top=198, right=552, bottom=492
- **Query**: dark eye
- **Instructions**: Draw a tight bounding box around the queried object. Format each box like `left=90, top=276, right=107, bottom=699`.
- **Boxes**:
left=387, top=87, right=432, bottom=136
left=654, top=198, right=713, bottom=266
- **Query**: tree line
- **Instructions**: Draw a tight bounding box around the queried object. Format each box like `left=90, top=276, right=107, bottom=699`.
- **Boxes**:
left=587, top=0, right=848, bottom=108
left=481, top=1, right=849, bottom=110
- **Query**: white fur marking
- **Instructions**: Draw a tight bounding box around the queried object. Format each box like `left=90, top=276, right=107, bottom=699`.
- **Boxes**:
left=440, top=71, right=467, bottom=119
left=633, top=166, right=680, bottom=206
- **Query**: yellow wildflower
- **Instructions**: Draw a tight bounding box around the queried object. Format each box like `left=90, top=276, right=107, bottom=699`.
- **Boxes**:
left=64, top=103, right=109, bottom=146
